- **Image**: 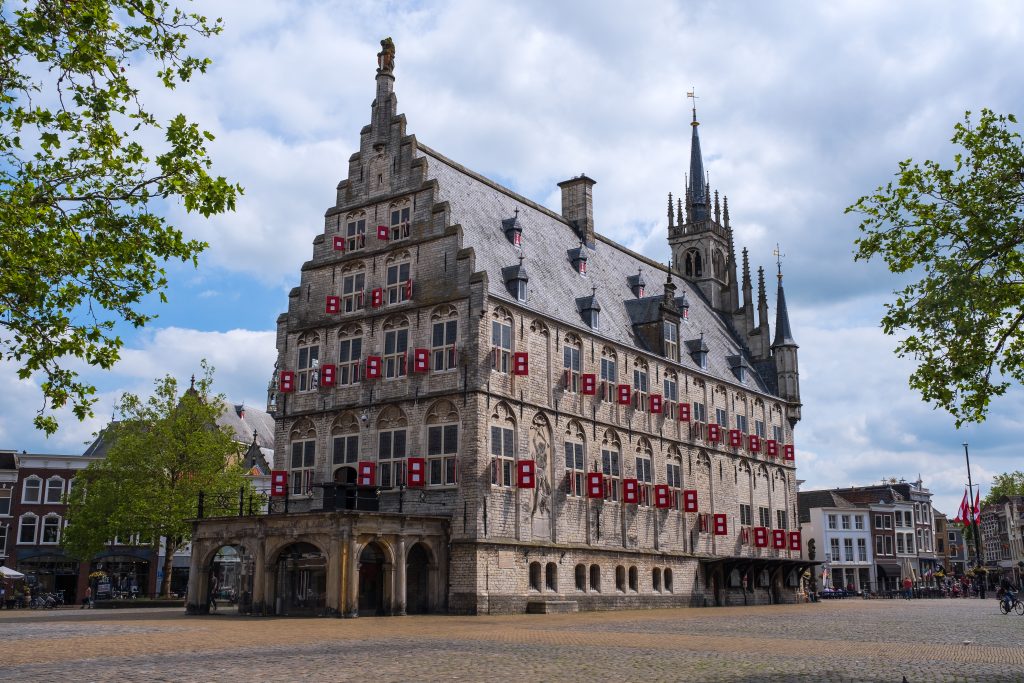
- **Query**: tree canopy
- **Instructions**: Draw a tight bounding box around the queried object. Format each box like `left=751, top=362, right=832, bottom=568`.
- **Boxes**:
left=0, top=1, right=241, bottom=434
left=63, top=363, right=252, bottom=596
left=982, top=470, right=1024, bottom=507
left=849, top=109, right=1024, bottom=426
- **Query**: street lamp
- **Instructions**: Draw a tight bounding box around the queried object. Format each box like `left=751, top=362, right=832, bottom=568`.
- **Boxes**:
left=963, top=441, right=986, bottom=599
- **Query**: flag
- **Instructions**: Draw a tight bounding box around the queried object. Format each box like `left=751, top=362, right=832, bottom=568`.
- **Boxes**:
left=955, top=490, right=968, bottom=524
left=972, top=491, right=981, bottom=519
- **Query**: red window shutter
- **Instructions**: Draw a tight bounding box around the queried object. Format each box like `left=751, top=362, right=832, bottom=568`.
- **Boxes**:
left=678, top=403, right=691, bottom=422
left=789, top=531, right=802, bottom=551
left=729, top=429, right=742, bottom=448
left=326, top=296, right=341, bottom=314
left=740, top=527, right=750, bottom=544
left=581, top=373, right=597, bottom=395
left=654, top=484, right=671, bottom=509
left=320, top=364, right=336, bottom=387
left=365, top=356, right=382, bottom=379
left=772, top=529, right=786, bottom=549
left=707, top=424, right=721, bottom=442
left=766, top=439, right=778, bottom=457
left=749, top=435, right=761, bottom=453
left=517, top=460, right=536, bottom=488
left=513, top=231, right=521, bottom=246
left=579, top=260, right=587, bottom=275
left=332, top=235, right=346, bottom=252
left=413, top=348, right=429, bottom=373
left=513, top=352, right=529, bottom=375
left=357, top=461, right=376, bottom=487
left=754, top=526, right=768, bottom=547
left=713, top=513, right=728, bottom=536
left=783, top=444, right=795, bottom=461
left=623, top=478, right=639, bottom=505
left=587, top=472, right=604, bottom=499
left=617, top=383, right=631, bottom=405
left=270, top=470, right=288, bottom=497
left=650, top=394, right=663, bottom=414
left=377, top=224, right=389, bottom=240
left=404, top=278, right=413, bottom=301
left=371, top=287, right=384, bottom=308
left=279, top=371, right=295, bottom=393
left=683, top=489, right=698, bottom=512
left=407, top=457, right=426, bottom=488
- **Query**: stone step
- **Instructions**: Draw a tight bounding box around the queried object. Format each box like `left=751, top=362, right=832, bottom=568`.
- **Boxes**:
left=526, top=600, right=579, bottom=614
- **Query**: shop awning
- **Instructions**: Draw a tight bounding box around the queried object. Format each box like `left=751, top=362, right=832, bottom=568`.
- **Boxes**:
left=0, top=566, right=25, bottom=579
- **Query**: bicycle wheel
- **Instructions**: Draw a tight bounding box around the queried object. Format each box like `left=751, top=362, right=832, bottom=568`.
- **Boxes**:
left=1000, top=600, right=1011, bottom=614
left=1015, top=601, right=1024, bottom=616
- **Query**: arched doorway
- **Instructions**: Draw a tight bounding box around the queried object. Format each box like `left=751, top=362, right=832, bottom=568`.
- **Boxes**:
left=274, top=542, right=326, bottom=616
left=406, top=543, right=430, bottom=614
left=208, top=545, right=254, bottom=614
left=358, top=542, right=387, bottom=616
left=333, top=466, right=356, bottom=484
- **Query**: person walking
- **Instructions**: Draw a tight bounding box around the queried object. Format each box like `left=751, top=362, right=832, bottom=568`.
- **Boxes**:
left=207, top=574, right=219, bottom=613
left=81, top=585, right=92, bottom=609
left=902, top=577, right=913, bottom=600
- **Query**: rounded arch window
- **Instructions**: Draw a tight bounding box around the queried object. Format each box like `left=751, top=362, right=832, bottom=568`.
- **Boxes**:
left=589, top=564, right=601, bottom=593
left=545, top=562, right=558, bottom=592
left=529, top=562, right=541, bottom=591
left=628, top=566, right=638, bottom=592
left=574, top=564, right=586, bottom=591
left=652, top=567, right=662, bottom=592
left=665, top=568, right=674, bottom=593
left=615, top=565, right=626, bottom=592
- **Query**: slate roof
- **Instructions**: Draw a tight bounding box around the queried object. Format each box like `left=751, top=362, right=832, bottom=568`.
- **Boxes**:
left=418, top=144, right=770, bottom=395
left=217, top=403, right=275, bottom=471
left=797, top=490, right=856, bottom=524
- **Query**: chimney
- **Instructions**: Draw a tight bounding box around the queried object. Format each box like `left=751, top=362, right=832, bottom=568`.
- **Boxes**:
left=557, top=175, right=596, bottom=247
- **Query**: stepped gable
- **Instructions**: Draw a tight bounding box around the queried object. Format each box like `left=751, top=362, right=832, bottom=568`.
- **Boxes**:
left=417, top=144, right=767, bottom=393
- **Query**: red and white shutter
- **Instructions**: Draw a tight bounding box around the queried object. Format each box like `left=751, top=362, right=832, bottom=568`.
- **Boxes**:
left=357, top=461, right=376, bottom=487
left=783, top=444, right=795, bottom=461
left=512, top=352, right=529, bottom=376
left=377, top=224, right=389, bottom=240
left=678, top=403, right=691, bottom=422
left=713, top=513, right=728, bottom=536
left=270, top=470, right=288, bottom=497
left=754, top=526, right=768, bottom=547
left=332, top=235, right=346, bottom=252
left=766, top=439, right=778, bottom=457
left=772, top=529, right=787, bottom=549
left=587, top=472, right=604, bottom=499
left=729, top=429, right=743, bottom=448
left=279, top=371, right=295, bottom=393
left=371, top=287, right=384, bottom=308
left=749, top=435, right=761, bottom=453
left=789, top=530, right=802, bottom=552
left=707, top=424, right=721, bottom=442
left=413, top=348, right=430, bottom=373
left=649, top=394, right=663, bottom=414
left=683, top=489, right=698, bottom=513
left=326, top=296, right=341, bottom=314
left=404, top=279, right=413, bottom=301
left=581, top=373, right=597, bottom=395
left=617, top=384, right=631, bottom=405
left=654, top=484, right=671, bottom=509
left=320, top=364, right=336, bottom=387
left=365, top=356, right=382, bottom=379
left=623, top=478, right=639, bottom=505
left=517, top=460, right=536, bottom=488
left=407, top=457, right=425, bottom=487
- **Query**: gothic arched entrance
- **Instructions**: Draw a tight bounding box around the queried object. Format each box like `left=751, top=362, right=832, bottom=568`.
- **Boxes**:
left=358, top=542, right=386, bottom=616
left=406, top=543, right=431, bottom=614
left=333, top=466, right=356, bottom=484
left=274, top=542, right=326, bottom=616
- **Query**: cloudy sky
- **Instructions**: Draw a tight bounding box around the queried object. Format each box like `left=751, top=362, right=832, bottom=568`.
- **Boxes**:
left=4, top=0, right=1023, bottom=515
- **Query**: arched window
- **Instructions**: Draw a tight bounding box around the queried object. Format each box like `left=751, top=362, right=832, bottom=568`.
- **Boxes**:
left=685, top=248, right=702, bottom=277
left=615, top=565, right=626, bottom=592
left=17, top=513, right=38, bottom=544
left=430, top=305, right=459, bottom=372
left=289, top=419, right=317, bottom=495
left=663, top=369, right=679, bottom=418
left=341, top=262, right=366, bottom=313
left=575, top=564, right=586, bottom=591
left=425, top=400, right=459, bottom=486
left=564, top=420, right=586, bottom=498
left=44, top=477, right=64, bottom=504
left=666, top=445, right=682, bottom=510
left=343, top=211, right=366, bottom=252
left=337, top=324, right=363, bottom=385
left=562, top=333, right=582, bottom=393
left=633, top=358, right=649, bottom=411
left=40, top=514, right=61, bottom=544
left=491, top=307, right=513, bottom=374
left=490, top=403, right=517, bottom=487
left=590, top=564, right=601, bottom=593
left=652, top=567, right=662, bottom=592
left=21, top=476, right=42, bottom=504
left=385, top=251, right=412, bottom=305
left=389, top=200, right=411, bottom=241
left=600, top=347, right=618, bottom=401
left=382, top=316, right=409, bottom=379
left=601, top=430, right=621, bottom=502
left=331, top=412, right=360, bottom=474
left=628, top=566, right=638, bottom=592
left=635, top=438, right=653, bottom=507
left=665, top=568, right=674, bottom=592
left=529, top=562, right=542, bottom=591
left=376, top=405, right=408, bottom=488
left=296, top=331, right=320, bottom=392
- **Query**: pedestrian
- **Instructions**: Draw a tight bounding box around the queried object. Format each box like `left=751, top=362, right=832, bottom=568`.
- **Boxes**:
left=902, top=577, right=913, bottom=600
left=207, top=574, right=219, bottom=613
left=82, top=585, right=92, bottom=609
left=0, top=584, right=5, bottom=609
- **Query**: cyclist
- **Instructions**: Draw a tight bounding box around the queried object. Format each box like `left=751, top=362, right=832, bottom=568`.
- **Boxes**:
left=999, top=577, right=1018, bottom=613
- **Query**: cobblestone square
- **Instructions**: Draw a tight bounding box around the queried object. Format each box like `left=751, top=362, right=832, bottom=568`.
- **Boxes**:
left=3, top=599, right=1024, bottom=682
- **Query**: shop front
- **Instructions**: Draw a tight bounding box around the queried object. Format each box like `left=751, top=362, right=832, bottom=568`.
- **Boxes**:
left=16, top=552, right=81, bottom=603
left=90, top=550, right=155, bottom=599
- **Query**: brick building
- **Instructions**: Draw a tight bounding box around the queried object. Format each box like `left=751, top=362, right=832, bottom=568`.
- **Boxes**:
left=188, top=39, right=809, bottom=616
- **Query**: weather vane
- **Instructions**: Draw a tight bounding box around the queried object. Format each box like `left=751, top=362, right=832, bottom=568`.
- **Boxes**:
left=773, top=243, right=785, bottom=280
left=686, top=88, right=698, bottom=123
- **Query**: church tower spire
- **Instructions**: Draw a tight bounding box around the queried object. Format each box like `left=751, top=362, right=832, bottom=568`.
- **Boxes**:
left=771, top=248, right=801, bottom=425
left=687, top=103, right=709, bottom=222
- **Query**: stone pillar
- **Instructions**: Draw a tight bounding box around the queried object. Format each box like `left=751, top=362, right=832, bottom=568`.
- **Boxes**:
left=252, top=540, right=266, bottom=615
left=382, top=562, right=394, bottom=616
left=326, top=535, right=342, bottom=617
left=346, top=536, right=359, bottom=618
left=186, top=541, right=207, bottom=615
left=395, top=537, right=407, bottom=616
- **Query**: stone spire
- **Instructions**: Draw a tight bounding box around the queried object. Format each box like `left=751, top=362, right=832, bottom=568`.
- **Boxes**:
left=372, top=38, right=397, bottom=145
left=676, top=197, right=683, bottom=227
left=667, top=192, right=674, bottom=231
left=742, top=248, right=755, bottom=337
left=714, top=190, right=721, bottom=224
left=773, top=264, right=796, bottom=347
left=757, top=266, right=770, bottom=340
left=687, top=105, right=709, bottom=222
left=723, top=196, right=730, bottom=228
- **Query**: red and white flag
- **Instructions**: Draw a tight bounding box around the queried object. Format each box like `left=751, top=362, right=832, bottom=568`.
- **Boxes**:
left=954, top=490, right=968, bottom=524
left=972, top=491, right=981, bottom=520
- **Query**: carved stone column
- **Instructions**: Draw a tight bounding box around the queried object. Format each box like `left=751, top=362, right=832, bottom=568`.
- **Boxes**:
left=346, top=536, right=359, bottom=618
left=186, top=540, right=207, bottom=615
left=251, top=539, right=267, bottom=615
left=395, top=537, right=407, bottom=616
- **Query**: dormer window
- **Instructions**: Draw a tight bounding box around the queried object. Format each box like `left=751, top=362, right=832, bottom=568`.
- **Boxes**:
left=663, top=320, right=678, bottom=361
left=502, top=258, right=529, bottom=303
left=678, top=292, right=690, bottom=321
left=686, top=337, right=709, bottom=369
left=569, top=243, right=588, bottom=276
left=728, top=355, right=752, bottom=383
left=576, top=288, right=601, bottom=329
left=628, top=269, right=646, bottom=298
left=503, top=209, right=523, bottom=247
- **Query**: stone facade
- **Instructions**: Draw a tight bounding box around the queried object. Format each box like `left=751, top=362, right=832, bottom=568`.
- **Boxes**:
left=190, top=40, right=810, bottom=616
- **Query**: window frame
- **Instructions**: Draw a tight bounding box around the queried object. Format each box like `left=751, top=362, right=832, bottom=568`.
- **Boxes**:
left=44, top=477, right=64, bottom=504
left=289, top=439, right=316, bottom=495
left=490, top=425, right=516, bottom=488
left=22, top=476, right=42, bottom=505
left=377, top=427, right=408, bottom=489
left=426, top=423, right=458, bottom=487
left=383, top=325, right=409, bottom=379
left=431, top=318, right=458, bottom=373
left=491, top=318, right=513, bottom=374
left=341, top=268, right=366, bottom=313
left=345, top=217, right=366, bottom=252
left=338, top=330, right=363, bottom=386
left=17, top=513, right=38, bottom=545
left=40, top=514, right=62, bottom=545
left=385, top=259, right=411, bottom=306
left=389, top=205, right=411, bottom=241
left=296, top=341, right=320, bottom=393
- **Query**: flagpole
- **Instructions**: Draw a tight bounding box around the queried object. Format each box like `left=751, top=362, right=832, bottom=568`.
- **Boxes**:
left=963, top=441, right=986, bottom=599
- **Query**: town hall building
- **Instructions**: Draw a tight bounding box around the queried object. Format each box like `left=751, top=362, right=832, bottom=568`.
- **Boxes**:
left=187, top=39, right=810, bottom=616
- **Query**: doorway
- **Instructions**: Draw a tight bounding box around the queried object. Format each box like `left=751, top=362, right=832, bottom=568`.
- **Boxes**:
left=406, top=543, right=430, bottom=614
left=358, top=543, right=386, bottom=616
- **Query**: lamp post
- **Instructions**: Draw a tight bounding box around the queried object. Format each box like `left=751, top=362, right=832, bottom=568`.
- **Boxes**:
left=963, top=441, right=985, bottom=599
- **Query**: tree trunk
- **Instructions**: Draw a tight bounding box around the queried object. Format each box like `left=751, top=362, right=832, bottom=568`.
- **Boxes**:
left=161, top=537, right=178, bottom=598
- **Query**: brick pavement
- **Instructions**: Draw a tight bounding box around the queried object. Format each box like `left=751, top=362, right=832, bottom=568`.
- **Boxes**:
left=2, top=599, right=1023, bottom=682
